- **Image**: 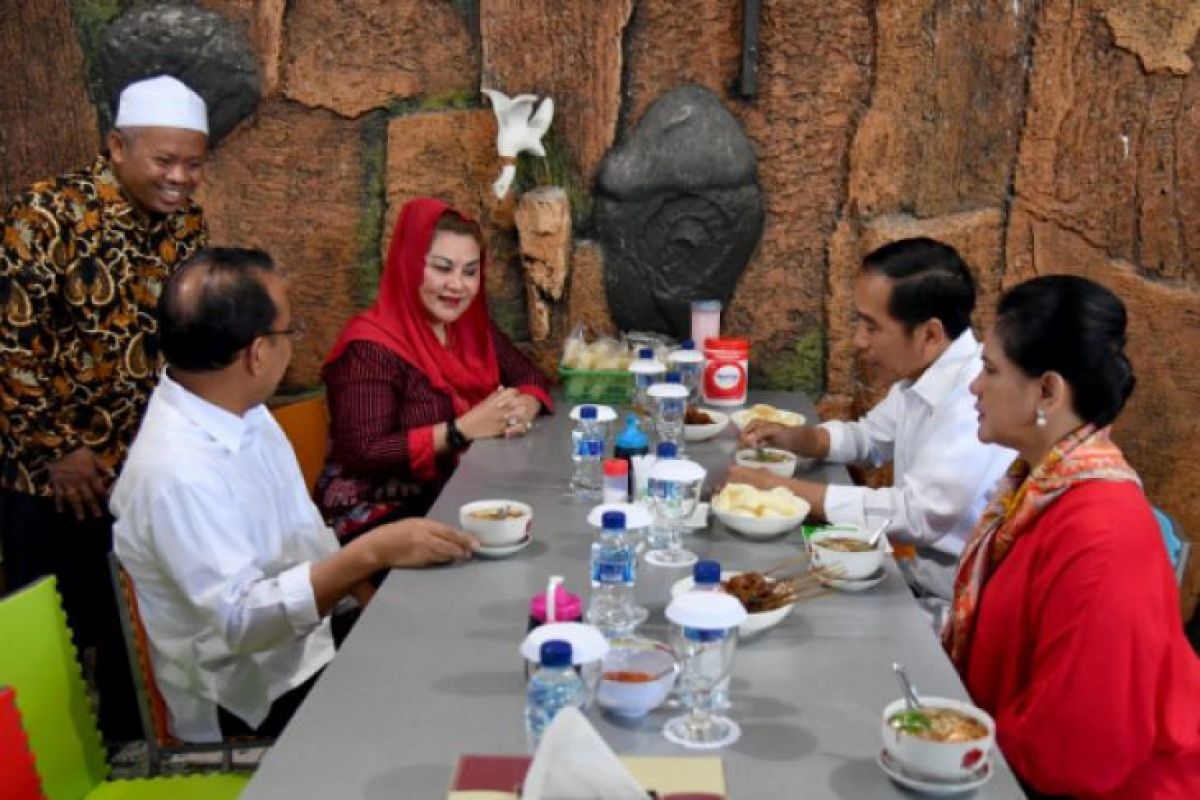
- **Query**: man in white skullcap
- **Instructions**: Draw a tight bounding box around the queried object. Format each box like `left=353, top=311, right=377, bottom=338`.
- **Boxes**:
left=0, top=74, right=211, bottom=747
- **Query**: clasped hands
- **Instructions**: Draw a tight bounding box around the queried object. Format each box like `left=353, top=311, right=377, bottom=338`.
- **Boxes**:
left=457, top=386, right=540, bottom=441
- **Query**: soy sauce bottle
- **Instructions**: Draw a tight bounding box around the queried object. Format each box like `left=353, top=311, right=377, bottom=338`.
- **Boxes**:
left=612, top=414, right=649, bottom=498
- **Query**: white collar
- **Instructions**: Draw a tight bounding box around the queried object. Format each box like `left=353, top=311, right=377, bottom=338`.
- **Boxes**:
left=904, top=329, right=981, bottom=409
left=157, top=370, right=269, bottom=454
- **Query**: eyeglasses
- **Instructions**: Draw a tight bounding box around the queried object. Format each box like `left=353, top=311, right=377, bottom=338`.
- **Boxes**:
left=261, top=322, right=305, bottom=342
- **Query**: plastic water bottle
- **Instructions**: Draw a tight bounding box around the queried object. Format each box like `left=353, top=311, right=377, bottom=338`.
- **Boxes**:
left=587, top=511, right=647, bottom=637
left=570, top=405, right=604, bottom=501
left=629, top=347, right=666, bottom=411
left=524, top=639, right=586, bottom=751
left=644, top=441, right=678, bottom=549
left=689, top=560, right=730, bottom=710
left=667, top=339, right=704, bottom=404
left=649, top=373, right=687, bottom=456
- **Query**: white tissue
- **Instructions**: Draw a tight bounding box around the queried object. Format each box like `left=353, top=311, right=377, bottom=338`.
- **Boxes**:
left=522, top=708, right=645, bottom=800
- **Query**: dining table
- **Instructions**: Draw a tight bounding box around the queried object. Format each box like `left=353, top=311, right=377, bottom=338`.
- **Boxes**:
left=239, top=390, right=1022, bottom=799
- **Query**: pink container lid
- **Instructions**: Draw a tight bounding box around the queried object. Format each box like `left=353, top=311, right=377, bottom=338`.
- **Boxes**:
left=530, top=586, right=583, bottom=623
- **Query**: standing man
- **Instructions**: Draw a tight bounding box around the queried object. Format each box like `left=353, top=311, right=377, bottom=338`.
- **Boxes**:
left=732, top=238, right=1014, bottom=599
left=0, top=75, right=210, bottom=744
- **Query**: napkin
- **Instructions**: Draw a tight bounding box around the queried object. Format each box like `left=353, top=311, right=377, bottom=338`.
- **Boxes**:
left=522, top=708, right=646, bottom=800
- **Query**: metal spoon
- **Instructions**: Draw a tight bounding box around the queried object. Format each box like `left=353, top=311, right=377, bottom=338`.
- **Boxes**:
left=892, top=661, right=923, bottom=711
left=866, top=515, right=894, bottom=548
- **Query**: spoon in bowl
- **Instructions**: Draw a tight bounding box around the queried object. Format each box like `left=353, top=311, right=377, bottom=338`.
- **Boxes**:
left=866, top=516, right=894, bottom=549
left=892, top=661, right=924, bottom=712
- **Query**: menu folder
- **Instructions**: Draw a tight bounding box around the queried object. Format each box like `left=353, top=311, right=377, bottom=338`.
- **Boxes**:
left=448, top=754, right=726, bottom=799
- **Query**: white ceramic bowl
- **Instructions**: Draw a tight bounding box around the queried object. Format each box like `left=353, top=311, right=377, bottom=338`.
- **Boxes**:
left=595, top=640, right=677, bottom=719
left=713, top=502, right=808, bottom=539
left=881, top=696, right=995, bottom=781
left=684, top=409, right=729, bottom=442
left=670, top=571, right=797, bottom=638
left=730, top=406, right=806, bottom=431
left=459, top=500, right=532, bottom=546
left=734, top=447, right=798, bottom=478
left=808, top=527, right=884, bottom=580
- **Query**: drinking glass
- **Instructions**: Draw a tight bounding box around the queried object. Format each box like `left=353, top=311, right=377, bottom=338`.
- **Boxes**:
left=645, top=459, right=704, bottom=567
left=663, top=623, right=740, bottom=748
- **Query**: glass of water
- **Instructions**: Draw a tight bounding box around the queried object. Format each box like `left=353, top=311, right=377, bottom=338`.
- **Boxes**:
left=662, top=592, right=745, bottom=749
left=645, top=459, right=705, bottom=568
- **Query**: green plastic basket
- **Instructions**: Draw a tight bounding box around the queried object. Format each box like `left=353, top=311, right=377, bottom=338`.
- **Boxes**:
left=558, top=366, right=633, bottom=405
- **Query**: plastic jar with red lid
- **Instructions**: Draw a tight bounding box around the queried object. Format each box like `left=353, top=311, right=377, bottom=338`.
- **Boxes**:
left=702, top=338, right=749, bottom=406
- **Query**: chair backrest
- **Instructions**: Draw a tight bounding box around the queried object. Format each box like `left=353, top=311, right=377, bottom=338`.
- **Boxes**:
left=269, top=390, right=329, bottom=494
left=108, top=554, right=179, bottom=751
left=0, top=686, right=45, bottom=800
left=0, top=578, right=108, bottom=800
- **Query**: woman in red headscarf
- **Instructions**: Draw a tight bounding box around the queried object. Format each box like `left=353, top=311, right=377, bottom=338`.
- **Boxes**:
left=316, top=198, right=551, bottom=541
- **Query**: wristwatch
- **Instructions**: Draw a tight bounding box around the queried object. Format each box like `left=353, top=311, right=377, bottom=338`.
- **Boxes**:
left=446, top=418, right=471, bottom=452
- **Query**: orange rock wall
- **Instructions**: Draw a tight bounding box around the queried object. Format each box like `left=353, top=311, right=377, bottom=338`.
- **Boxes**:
left=4, top=0, right=1199, bottom=613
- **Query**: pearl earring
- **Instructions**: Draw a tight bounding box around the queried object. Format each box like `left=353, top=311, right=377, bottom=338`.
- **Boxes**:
left=1036, top=408, right=1047, bottom=428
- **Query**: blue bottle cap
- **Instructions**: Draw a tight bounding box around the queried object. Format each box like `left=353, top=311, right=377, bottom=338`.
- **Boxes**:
left=681, top=339, right=695, bottom=349
left=666, top=371, right=682, bottom=383
left=539, top=639, right=573, bottom=667
left=601, top=510, right=627, bottom=531
left=693, top=560, right=721, bottom=585
left=655, top=441, right=678, bottom=459
left=637, top=347, right=654, bottom=359
left=579, top=405, right=597, bottom=420
left=615, top=415, right=648, bottom=449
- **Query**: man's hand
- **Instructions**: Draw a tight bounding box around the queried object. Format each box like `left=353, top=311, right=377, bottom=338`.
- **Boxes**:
left=366, top=518, right=478, bottom=567
left=48, top=446, right=114, bottom=520
left=739, top=420, right=828, bottom=460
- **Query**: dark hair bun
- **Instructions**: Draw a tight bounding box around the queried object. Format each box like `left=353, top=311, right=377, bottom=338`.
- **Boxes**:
left=995, top=275, right=1135, bottom=427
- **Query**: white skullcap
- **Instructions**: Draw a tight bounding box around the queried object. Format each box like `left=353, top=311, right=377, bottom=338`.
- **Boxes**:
left=114, top=75, right=208, bottom=135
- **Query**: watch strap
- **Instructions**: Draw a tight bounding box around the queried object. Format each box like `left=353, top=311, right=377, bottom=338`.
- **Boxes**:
left=446, top=418, right=470, bottom=451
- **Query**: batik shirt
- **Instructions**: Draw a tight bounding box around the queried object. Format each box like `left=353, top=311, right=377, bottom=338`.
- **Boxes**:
left=0, top=156, right=207, bottom=496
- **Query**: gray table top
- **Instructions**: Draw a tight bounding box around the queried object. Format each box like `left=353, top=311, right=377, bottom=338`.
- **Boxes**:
left=241, top=391, right=1020, bottom=799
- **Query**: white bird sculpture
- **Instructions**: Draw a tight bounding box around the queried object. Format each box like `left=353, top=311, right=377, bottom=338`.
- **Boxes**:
left=482, top=88, right=555, bottom=199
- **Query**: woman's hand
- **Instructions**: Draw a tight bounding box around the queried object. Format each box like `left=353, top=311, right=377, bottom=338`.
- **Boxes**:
left=457, top=387, right=526, bottom=440
left=503, top=393, right=541, bottom=438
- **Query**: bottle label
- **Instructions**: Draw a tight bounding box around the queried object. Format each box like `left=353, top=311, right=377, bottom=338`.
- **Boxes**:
left=684, top=627, right=726, bottom=642
left=575, top=437, right=603, bottom=457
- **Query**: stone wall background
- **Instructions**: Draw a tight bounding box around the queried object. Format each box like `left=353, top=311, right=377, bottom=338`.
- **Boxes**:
left=4, top=0, right=1198, bottom=615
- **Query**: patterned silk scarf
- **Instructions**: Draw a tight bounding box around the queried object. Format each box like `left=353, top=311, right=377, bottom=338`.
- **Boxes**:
left=942, top=424, right=1140, bottom=673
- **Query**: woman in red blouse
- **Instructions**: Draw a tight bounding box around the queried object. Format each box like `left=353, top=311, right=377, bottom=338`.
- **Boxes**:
left=316, top=198, right=551, bottom=541
left=944, top=275, right=1200, bottom=798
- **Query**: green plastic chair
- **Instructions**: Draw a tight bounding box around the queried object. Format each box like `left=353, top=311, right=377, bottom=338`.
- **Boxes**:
left=0, top=577, right=249, bottom=800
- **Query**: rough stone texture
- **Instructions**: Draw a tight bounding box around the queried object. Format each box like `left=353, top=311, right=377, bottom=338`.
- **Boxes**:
left=384, top=109, right=528, bottom=341
left=0, top=0, right=99, bottom=201
left=1011, top=0, right=1200, bottom=615
left=99, top=2, right=261, bottom=144
left=1103, top=1, right=1200, bottom=75
left=596, top=85, right=764, bottom=338
left=514, top=187, right=571, bottom=341
left=566, top=240, right=616, bottom=340
left=194, top=102, right=364, bottom=391
left=282, top=0, right=476, bottom=118
left=481, top=0, right=634, bottom=187
left=199, top=0, right=286, bottom=96
left=625, top=0, right=874, bottom=389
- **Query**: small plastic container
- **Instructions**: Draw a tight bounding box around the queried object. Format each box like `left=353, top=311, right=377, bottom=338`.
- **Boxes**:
left=602, top=459, right=629, bottom=503
left=691, top=301, right=722, bottom=350
left=528, top=575, right=583, bottom=633
left=702, top=337, right=750, bottom=406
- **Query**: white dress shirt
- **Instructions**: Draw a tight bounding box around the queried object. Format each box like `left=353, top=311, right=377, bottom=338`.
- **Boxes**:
left=821, top=330, right=1014, bottom=558
left=112, top=373, right=337, bottom=742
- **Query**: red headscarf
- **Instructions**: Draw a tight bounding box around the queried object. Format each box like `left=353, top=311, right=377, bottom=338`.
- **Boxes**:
left=324, top=197, right=500, bottom=414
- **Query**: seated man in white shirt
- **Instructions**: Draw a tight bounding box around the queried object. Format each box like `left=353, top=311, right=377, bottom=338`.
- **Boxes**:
left=731, top=237, right=1014, bottom=599
left=111, top=247, right=477, bottom=742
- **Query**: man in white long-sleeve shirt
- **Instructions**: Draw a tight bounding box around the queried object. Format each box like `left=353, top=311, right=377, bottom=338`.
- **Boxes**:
left=732, top=238, right=1013, bottom=598
left=112, top=247, right=477, bottom=742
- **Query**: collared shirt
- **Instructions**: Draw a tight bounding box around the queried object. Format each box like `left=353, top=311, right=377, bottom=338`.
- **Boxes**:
left=821, top=330, right=1014, bottom=557
left=0, top=156, right=207, bottom=495
left=111, top=373, right=336, bottom=742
